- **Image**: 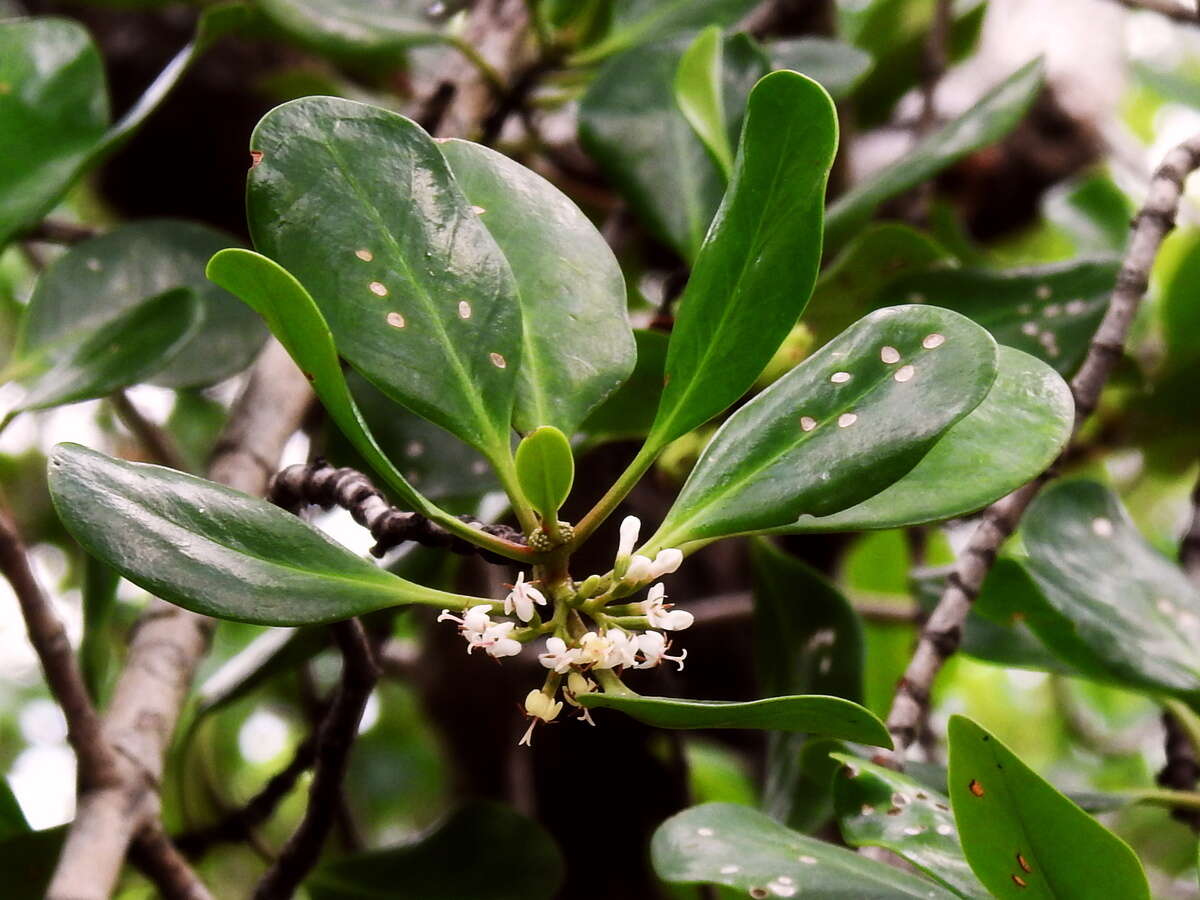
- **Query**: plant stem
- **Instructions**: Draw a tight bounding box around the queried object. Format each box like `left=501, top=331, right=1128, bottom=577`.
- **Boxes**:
left=572, top=440, right=660, bottom=547
left=446, top=36, right=507, bottom=94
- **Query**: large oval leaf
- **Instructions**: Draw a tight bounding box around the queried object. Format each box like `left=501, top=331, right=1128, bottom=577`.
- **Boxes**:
left=255, top=0, right=443, bottom=61
left=18, top=220, right=267, bottom=387
left=307, top=802, right=564, bottom=899
left=650, top=305, right=997, bottom=547
left=578, top=329, right=668, bottom=446
left=47, top=443, right=479, bottom=626
left=246, top=96, right=521, bottom=458
left=785, top=347, right=1072, bottom=532
left=6, top=288, right=201, bottom=424
left=653, top=803, right=958, bottom=898
left=769, top=36, right=873, bottom=99
left=825, top=59, right=1043, bottom=250
left=573, top=0, right=760, bottom=65
left=882, top=258, right=1118, bottom=375
left=578, top=693, right=891, bottom=746
left=437, top=139, right=635, bottom=435
left=948, top=715, right=1150, bottom=900
left=675, top=26, right=733, bottom=178
left=1022, top=480, right=1200, bottom=701
left=833, top=753, right=988, bottom=899
left=578, top=34, right=769, bottom=262
left=648, top=69, right=839, bottom=448
left=0, top=17, right=108, bottom=249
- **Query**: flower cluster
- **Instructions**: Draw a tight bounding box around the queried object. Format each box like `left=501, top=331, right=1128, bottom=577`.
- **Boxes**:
left=437, top=515, right=692, bottom=746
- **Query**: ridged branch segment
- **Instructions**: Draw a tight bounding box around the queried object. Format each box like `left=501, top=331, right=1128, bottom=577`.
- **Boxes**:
left=883, top=133, right=1200, bottom=764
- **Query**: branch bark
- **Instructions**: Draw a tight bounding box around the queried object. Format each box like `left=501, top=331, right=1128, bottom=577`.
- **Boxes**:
left=882, top=132, right=1200, bottom=765
left=47, top=340, right=313, bottom=900
left=1113, top=0, right=1199, bottom=23
left=252, top=620, right=380, bottom=899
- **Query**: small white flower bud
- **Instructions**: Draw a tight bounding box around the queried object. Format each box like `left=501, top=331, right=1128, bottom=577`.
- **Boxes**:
left=650, top=548, right=683, bottom=578
left=623, top=554, right=654, bottom=584
left=524, top=689, right=562, bottom=723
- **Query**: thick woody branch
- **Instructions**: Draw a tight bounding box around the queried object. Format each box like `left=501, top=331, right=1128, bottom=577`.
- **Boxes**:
left=129, top=824, right=215, bottom=900
left=269, top=460, right=525, bottom=563
left=1113, top=0, right=1199, bottom=23
left=252, top=620, right=380, bottom=899
left=48, top=341, right=314, bottom=900
left=882, top=133, right=1200, bottom=765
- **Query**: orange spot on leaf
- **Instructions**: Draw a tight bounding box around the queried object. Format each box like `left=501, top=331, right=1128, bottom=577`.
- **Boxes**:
left=969, top=779, right=985, bottom=797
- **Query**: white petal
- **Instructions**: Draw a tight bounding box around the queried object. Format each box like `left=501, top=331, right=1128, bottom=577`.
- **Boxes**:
left=624, top=555, right=654, bottom=583
left=660, top=609, right=694, bottom=631
left=646, top=582, right=666, bottom=604
left=618, top=515, right=641, bottom=558
left=650, top=548, right=683, bottom=577
left=488, top=637, right=522, bottom=658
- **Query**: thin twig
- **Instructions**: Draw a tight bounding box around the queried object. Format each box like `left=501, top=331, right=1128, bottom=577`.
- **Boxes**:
left=26, top=218, right=100, bottom=245
left=881, top=132, right=1200, bottom=766
left=918, top=0, right=953, bottom=135
left=129, top=823, right=215, bottom=900
left=1180, top=470, right=1200, bottom=580
left=1112, top=0, right=1199, bottom=23
left=110, top=390, right=189, bottom=471
left=252, top=620, right=380, bottom=899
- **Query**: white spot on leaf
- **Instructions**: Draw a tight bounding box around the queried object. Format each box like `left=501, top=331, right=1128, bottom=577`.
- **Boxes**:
left=800, top=416, right=817, bottom=432
left=880, top=346, right=900, bottom=364
left=922, top=333, right=945, bottom=349
left=459, top=301, right=472, bottom=319
left=1036, top=284, right=1053, bottom=300
left=386, top=312, right=406, bottom=329
left=1091, top=517, right=1114, bottom=537
left=798, top=855, right=817, bottom=865
left=831, top=371, right=851, bottom=383
left=894, top=365, right=915, bottom=383
left=697, top=827, right=714, bottom=837
left=838, top=413, right=857, bottom=428
left=355, top=249, right=373, bottom=262
left=720, top=865, right=740, bottom=875
left=369, top=281, right=388, bottom=297
left=489, top=352, right=507, bottom=369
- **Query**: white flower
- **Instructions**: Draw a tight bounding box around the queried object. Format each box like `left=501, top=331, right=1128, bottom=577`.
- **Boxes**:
left=617, top=515, right=641, bottom=561
left=636, top=631, right=687, bottom=671
left=565, top=672, right=597, bottom=725
left=504, top=571, right=547, bottom=622
left=438, top=603, right=493, bottom=634
left=468, top=621, right=522, bottom=658
left=538, top=637, right=582, bottom=673
left=642, top=583, right=694, bottom=631
left=649, top=548, right=683, bottom=578
left=519, top=688, right=563, bottom=746
left=576, top=631, right=612, bottom=668
left=623, top=554, right=655, bottom=584
left=604, top=630, right=639, bottom=669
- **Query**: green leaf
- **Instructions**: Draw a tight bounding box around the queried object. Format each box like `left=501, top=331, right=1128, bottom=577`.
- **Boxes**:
left=947, top=715, right=1151, bottom=899
left=0, top=17, right=107, bottom=249
left=1158, top=230, right=1200, bottom=374
left=1021, top=480, right=1200, bottom=702
left=883, top=258, right=1118, bottom=375
left=651, top=305, right=997, bottom=547
left=578, top=693, right=891, bottom=746
left=833, top=754, right=988, bottom=899
left=573, top=0, right=760, bottom=65
left=1042, top=172, right=1133, bottom=256
left=653, top=803, right=958, bottom=898
left=784, top=347, right=1072, bottom=532
left=579, top=329, right=668, bottom=446
left=752, top=540, right=864, bottom=830
left=805, top=223, right=952, bottom=347
left=307, top=801, right=564, bottom=899
left=579, top=34, right=770, bottom=262
left=206, top=248, right=432, bottom=517
left=0, top=826, right=66, bottom=900
left=648, top=70, right=838, bottom=448
left=18, top=220, right=267, bottom=388
left=825, top=59, right=1043, bottom=250
left=675, top=26, right=733, bottom=179
left=47, top=443, right=478, bottom=626
left=0, top=780, right=30, bottom=841
left=255, top=0, right=443, bottom=62
left=80, top=555, right=120, bottom=705
left=768, top=37, right=873, bottom=99
left=514, top=426, right=574, bottom=522
left=8, top=289, right=200, bottom=425
left=437, top=139, right=635, bottom=435
left=246, top=96, right=521, bottom=460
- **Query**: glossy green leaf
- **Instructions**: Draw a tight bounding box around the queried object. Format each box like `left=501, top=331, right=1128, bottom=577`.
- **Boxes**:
left=206, top=248, right=432, bottom=517
left=785, top=347, right=1072, bottom=532
left=833, top=754, right=988, bottom=899
left=649, top=70, right=838, bottom=448
left=752, top=540, right=864, bottom=830
left=651, top=306, right=997, bottom=547
left=47, top=443, right=478, bottom=626
left=255, top=0, right=443, bottom=61
left=653, top=803, right=958, bottom=898
left=307, top=801, right=564, bottom=899
left=579, top=329, right=668, bottom=446
left=826, top=59, right=1043, bottom=250
left=1022, top=480, right=1200, bottom=702
left=579, top=34, right=770, bottom=262
left=675, top=26, right=733, bottom=178
left=0, top=18, right=107, bottom=249
left=18, top=220, right=267, bottom=388
left=882, top=258, right=1117, bottom=375
left=246, top=96, right=521, bottom=459
left=573, top=0, right=760, bottom=65
left=438, top=139, right=634, bottom=435
left=948, top=715, right=1151, bottom=899
left=6, top=289, right=200, bottom=426
left=1042, top=172, right=1132, bottom=256
left=768, top=37, right=873, bottom=99
left=1158, top=230, right=1200, bottom=374
left=80, top=555, right=119, bottom=704
left=514, top=426, right=574, bottom=522
left=578, top=693, right=891, bottom=746
left=804, top=223, right=952, bottom=347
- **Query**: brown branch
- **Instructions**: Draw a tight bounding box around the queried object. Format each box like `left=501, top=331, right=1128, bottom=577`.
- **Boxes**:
left=918, top=0, right=953, bottom=134
left=1181, top=471, right=1200, bottom=581
left=25, top=218, right=100, bottom=245
left=252, top=620, right=380, bottom=899
left=110, top=390, right=189, bottom=471
left=1113, top=0, right=1199, bottom=23
left=47, top=341, right=314, bottom=900
left=129, top=823, right=215, bottom=900
left=881, top=132, right=1200, bottom=766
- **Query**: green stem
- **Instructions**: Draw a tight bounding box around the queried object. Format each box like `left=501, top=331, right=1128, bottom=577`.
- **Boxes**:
left=421, top=504, right=536, bottom=563
left=445, top=36, right=506, bottom=94
left=593, top=668, right=637, bottom=697
left=1163, top=698, right=1200, bottom=757
left=571, top=440, right=661, bottom=547
left=525, top=0, right=553, bottom=50
left=1124, top=787, right=1200, bottom=811
left=491, top=450, right=540, bottom=535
